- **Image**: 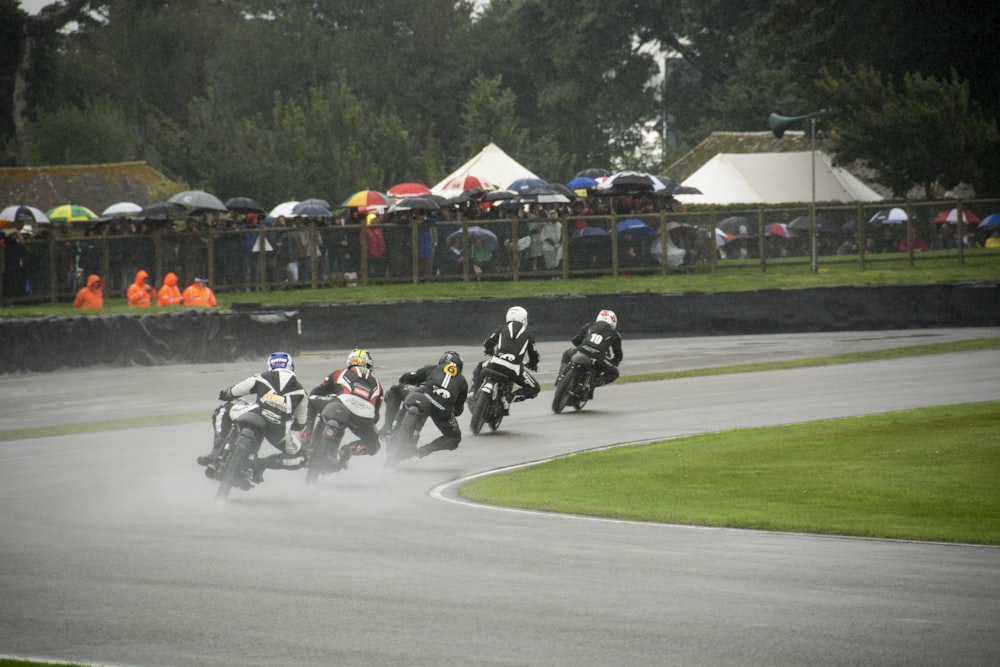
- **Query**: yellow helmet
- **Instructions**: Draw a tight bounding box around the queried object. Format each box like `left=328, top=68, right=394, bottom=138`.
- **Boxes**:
left=347, top=348, right=373, bottom=377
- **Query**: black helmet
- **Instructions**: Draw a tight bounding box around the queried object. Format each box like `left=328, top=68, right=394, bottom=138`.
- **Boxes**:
left=438, top=350, right=463, bottom=375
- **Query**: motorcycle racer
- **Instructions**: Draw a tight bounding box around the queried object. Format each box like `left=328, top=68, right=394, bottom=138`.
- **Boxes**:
left=380, top=350, right=469, bottom=460
left=198, top=351, right=309, bottom=480
left=307, top=348, right=384, bottom=470
left=469, top=305, right=540, bottom=413
left=558, top=309, right=623, bottom=398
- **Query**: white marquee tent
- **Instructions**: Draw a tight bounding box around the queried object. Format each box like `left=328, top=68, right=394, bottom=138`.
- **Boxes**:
left=431, top=143, right=540, bottom=196
left=675, top=151, right=883, bottom=205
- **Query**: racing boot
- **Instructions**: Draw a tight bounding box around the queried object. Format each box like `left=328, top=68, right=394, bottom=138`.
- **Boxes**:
left=337, top=441, right=366, bottom=471
left=197, top=432, right=225, bottom=467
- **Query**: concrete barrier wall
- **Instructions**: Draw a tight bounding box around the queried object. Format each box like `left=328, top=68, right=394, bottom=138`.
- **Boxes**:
left=2, top=283, right=997, bottom=374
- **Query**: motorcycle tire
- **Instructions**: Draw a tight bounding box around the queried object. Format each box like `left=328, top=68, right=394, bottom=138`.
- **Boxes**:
left=215, top=434, right=252, bottom=501
left=305, top=433, right=334, bottom=485
left=386, top=411, right=420, bottom=469
left=469, top=392, right=490, bottom=435
left=552, top=368, right=578, bottom=414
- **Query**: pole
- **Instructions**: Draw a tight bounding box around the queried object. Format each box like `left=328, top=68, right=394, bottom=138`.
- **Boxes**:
left=810, top=116, right=818, bottom=273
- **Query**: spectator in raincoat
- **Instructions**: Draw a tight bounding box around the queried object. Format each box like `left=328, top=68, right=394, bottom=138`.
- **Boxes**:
left=157, top=271, right=182, bottom=305
left=73, top=274, right=104, bottom=309
left=126, top=269, right=155, bottom=307
left=182, top=276, right=217, bottom=307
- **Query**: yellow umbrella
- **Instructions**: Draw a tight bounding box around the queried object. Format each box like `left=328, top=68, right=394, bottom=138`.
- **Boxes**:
left=46, top=204, right=98, bottom=223
left=340, top=190, right=393, bottom=209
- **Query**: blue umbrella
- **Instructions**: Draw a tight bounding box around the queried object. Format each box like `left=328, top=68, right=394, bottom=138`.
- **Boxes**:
left=567, top=176, right=598, bottom=191
left=507, top=177, right=549, bottom=194
left=615, top=218, right=655, bottom=239
left=978, top=213, right=1000, bottom=229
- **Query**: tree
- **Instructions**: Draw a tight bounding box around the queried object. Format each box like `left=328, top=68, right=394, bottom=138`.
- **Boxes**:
left=10, top=0, right=91, bottom=133
left=14, top=99, right=142, bottom=165
left=817, top=65, right=1000, bottom=198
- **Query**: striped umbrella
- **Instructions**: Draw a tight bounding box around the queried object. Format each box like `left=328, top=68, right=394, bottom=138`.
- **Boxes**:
left=340, top=190, right=393, bottom=209
left=46, top=204, right=98, bottom=223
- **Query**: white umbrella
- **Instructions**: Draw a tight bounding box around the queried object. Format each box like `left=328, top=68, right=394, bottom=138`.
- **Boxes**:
left=168, top=190, right=228, bottom=211
left=0, top=205, right=50, bottom=226
left=268, top=201, right=300, bottom=218
left=869, top=207, right=908, bottom=225
left=101, top=202, right=143, bottom=217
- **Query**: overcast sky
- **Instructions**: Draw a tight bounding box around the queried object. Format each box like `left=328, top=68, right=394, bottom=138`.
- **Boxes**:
left=20, top=0, right=48, bottom=14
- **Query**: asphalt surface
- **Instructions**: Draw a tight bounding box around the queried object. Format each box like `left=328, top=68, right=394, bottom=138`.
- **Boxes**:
left=1, top=329, right=999, bottom=667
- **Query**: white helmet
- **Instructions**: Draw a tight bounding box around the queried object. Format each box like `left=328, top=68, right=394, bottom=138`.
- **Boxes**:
left=596, top=309, right=617, bottom=329
left=506, top=306, right=528, bottom=326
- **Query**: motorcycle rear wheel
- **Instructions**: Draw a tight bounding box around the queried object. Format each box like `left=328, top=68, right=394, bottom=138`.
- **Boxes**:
left=216, top=435, right=251, bottom=501
left=552, top=369, right=578, bottom=414
left=305, top=433, right=335, bottom=485
left=386, top=412, right=419, bottom=469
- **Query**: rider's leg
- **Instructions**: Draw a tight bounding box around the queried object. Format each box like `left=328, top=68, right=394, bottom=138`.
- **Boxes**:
left=417, top=412, right=462, bottom=458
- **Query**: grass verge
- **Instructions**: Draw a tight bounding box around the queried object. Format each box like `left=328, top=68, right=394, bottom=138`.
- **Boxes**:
left=2, top=255, right=997, bottom=317
left=461, top=401, right=1000, bottom=545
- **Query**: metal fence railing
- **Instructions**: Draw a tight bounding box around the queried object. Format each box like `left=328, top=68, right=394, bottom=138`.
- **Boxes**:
left=2, top=198, right=997, bottom=306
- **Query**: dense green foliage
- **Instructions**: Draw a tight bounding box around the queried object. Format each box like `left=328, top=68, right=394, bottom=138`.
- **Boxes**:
left=2, top=0, right=997, bottom=198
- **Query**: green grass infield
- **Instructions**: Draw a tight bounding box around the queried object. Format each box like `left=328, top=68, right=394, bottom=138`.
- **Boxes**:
left=460, top=401, right=1000, bottom=545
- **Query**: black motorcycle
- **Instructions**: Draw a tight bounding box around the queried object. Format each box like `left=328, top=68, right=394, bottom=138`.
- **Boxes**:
left=468, top=367, right=512, bottom=435
left=304, top=393, right=377, bottom=484
left=212, top=405, right=268, bottom=500
left=551, top=350, right=598, bottom=414
left=384, top=389, right=434, bottom=468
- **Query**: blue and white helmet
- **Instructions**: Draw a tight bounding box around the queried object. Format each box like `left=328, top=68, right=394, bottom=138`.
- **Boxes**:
left=266, top=351, right=294, bottom=372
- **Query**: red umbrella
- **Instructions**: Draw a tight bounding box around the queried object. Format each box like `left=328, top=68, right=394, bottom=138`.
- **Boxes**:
left=387, top=182, right=432, bottom=200
left=934, top=208, right=980, bottom=225
left=438, top=174, right=494, bottom=193
left=766, top=222, right=795, bottom=238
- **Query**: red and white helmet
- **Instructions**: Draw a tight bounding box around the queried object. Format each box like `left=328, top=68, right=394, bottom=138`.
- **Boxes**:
left=596, top=309, right=617, bottom=329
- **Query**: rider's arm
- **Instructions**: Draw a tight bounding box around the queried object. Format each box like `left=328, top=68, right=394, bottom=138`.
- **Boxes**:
left=399, top=365, right=431, bottom=385
left=453, top=380, right=468, bottom=417
left=527, top=340, right=540, bottom=370
left=611, top=335, right=624, bottom=366
left=483, top=328, right=500, bottom=355
left=291, top=394, right=309, bottom=431
left=222, top=375, right=258, bottom=400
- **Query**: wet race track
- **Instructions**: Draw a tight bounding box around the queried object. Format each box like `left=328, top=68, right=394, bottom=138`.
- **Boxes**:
left=2, top=329, right=999, bottom=667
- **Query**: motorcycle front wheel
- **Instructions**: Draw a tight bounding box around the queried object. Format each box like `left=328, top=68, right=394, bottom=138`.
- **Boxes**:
left=469, top=392, right=490, bottom=435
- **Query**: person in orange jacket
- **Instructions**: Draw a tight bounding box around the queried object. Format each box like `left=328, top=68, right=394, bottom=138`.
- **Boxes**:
left=157, top=272, right=182, bottom=305
left=73, top=274, right=104, bottom=309
left=182, top=276, right=217, bottom=307
left=126, top=269, right=155, bottom=307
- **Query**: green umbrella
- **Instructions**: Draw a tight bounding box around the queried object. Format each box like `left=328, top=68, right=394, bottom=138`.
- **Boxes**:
left=46, top=204, right=98, bottom=223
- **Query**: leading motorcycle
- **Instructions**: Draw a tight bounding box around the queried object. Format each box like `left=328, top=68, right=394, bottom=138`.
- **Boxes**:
left=551, top=350, right=598, bottom=414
